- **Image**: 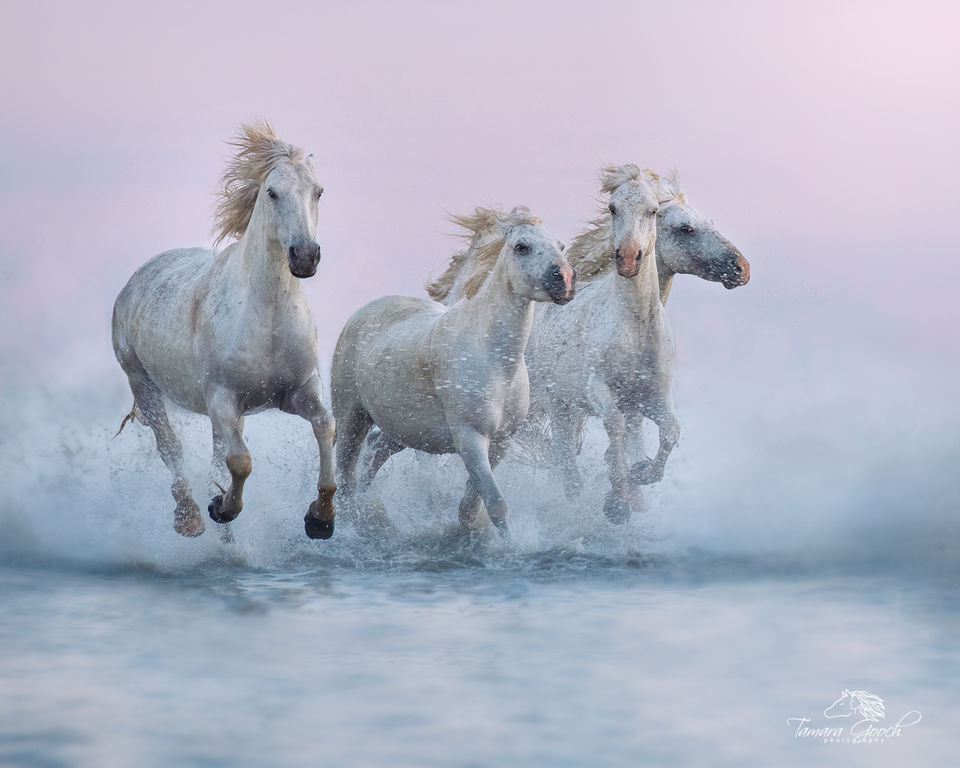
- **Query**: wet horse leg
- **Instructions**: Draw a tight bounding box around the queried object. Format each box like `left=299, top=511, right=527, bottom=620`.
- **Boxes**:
left=630, top=403, right=679, bottom=485
left=357, top=430, right=406, bottom=491
left=456, top=435, right=510, bottom=532
left=126, top=370, right=204, bottom=537
left=333, top=402, right=373, bottom=498
left=548, top=396, right=585, bottom=500
left=452, top=426, right=509, bottom=534
left=283, top=374, right=337, bottom=540
left=210, top=415, right=243, bottom=542
left=586, top=375, right=636, bottom=523
left=205, top=387, right=250, bottom=526
left=346, top=429, right=405, bottom=532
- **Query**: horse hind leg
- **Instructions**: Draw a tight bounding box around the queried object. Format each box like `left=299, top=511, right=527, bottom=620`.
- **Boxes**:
left=333, top=403, right=374, bottom=497
left=350, top=429, right=404, bottom=535
left=205, top=387, right=251, bottom=526
left=211, top=416, right=243, bottom=543
left=124, top=369, right=204, bottom=537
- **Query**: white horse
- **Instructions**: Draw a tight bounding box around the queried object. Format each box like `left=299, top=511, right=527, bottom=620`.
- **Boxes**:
left=331, top=207, right=574, bottom=533
left=524, top=166, right=674, bottom=522
left=112, top=122, right=337, bottom=539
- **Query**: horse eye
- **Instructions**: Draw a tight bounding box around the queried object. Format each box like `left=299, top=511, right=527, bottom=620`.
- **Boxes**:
left=266, top=188, right=278, bottom=200
left=515, top=242, right=530, bottom=255
left=679, top=224, right=695, bottom=234
left=608, top=204, right=617, bottom=215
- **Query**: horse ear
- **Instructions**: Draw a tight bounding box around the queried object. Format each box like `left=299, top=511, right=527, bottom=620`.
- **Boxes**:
left=305, top=153, right=315, bottom=167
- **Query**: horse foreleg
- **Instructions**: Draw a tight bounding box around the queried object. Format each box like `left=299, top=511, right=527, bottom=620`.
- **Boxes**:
left=284, top=374, right=336, bottom=540
left=126, top=371, right=203, bottom=537
left=630, top=404, right=679, bottom=486
left=452, top=426, right=508, bottom=534
left=586, top=375, right=636, bottom=524
left=456, top=436, right=510, bottom=531
left=205, top=388, right=250, bottom=526
left=548, top=397, right=585, bottom=500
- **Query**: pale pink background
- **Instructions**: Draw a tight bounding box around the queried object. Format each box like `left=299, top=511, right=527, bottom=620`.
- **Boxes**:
left=1, top=0, right=958, bottom=397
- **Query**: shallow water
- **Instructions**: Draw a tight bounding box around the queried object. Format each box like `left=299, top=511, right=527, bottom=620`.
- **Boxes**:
left=2, top=357, right=958, bottom=767
left=3, top=549, right=957, bottom=768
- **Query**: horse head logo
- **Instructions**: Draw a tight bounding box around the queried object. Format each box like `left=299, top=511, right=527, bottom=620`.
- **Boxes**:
left=824, top=689, right=886, bottom=722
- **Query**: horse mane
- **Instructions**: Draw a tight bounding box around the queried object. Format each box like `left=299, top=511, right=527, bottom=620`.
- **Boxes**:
left=852, top=691, right=885, bottom=722
left=426, top=206, right=541, bottom=300
left=567, top=166, right=684, bottom=282
left=212, top=120, right=307, bottom=246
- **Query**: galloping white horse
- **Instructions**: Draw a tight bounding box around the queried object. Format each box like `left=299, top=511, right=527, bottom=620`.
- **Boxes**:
left=112, top=122, right=337, bottom=539
left=526, top=166, right=674, bottom=523
left=331, top=207, right=574, bottom=533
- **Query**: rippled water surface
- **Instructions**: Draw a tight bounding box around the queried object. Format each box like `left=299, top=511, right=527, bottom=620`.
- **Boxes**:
left=3, top=539, right=958, bottom=767
left=2, top=368, right=958, bottom=767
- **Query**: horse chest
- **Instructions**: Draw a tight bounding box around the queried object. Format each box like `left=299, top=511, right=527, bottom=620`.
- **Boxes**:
left=205, top=309, right=316, bottom=399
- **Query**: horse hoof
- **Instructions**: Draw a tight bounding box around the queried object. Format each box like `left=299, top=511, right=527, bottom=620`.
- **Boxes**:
left=305, top=515, right=334, bottom=540
left=174, top=510, right=205, bottom=537
left=630, top=459, right=663, bottom=485
left=603, top=492, right=631, bottom=525
left=208, top=494, right=239, bottom=524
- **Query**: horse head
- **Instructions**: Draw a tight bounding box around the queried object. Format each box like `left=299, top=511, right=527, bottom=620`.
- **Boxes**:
left=259, top=156, right=324, bottom=278
left=655, top=177, right=749, bottom=289
left=502, top=220, right=575, bottom=305
left=601, top=165, right=660, bottom=279
left=213, top=122, right=324, bottom=279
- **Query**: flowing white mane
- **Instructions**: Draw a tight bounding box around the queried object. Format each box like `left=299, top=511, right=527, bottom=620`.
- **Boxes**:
left=567, top=166, right=685, bottom=282
left=213, top=120, right=308, bottom=246
left=426, top=206, right=541, bottom=300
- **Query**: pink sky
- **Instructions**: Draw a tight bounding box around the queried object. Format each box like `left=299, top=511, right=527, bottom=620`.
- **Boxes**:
left=1, top=0, right=958, bottom=389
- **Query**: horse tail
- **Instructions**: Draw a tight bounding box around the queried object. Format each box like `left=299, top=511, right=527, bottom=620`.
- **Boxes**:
left=113, top=402, right=141, bottom=438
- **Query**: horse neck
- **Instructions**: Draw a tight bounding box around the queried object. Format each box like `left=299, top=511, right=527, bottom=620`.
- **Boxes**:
left=230, top=206, right=300, bottom=305
left=656, top=252, right=676, bottom=304
left=463, top=260, right=535, bottom=366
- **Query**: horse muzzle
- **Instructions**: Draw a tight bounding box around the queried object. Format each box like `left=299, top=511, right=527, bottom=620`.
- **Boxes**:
left=288, top=243, right=321, bottom=279
left=615, top=247, right=643, bottom=278
left=720, top=252, right=750, bottom=289
left=544, top=265, right=577, bottom=305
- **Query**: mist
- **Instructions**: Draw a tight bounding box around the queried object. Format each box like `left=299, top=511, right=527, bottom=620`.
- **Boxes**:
left=2, top=1, right=959, bottom=573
